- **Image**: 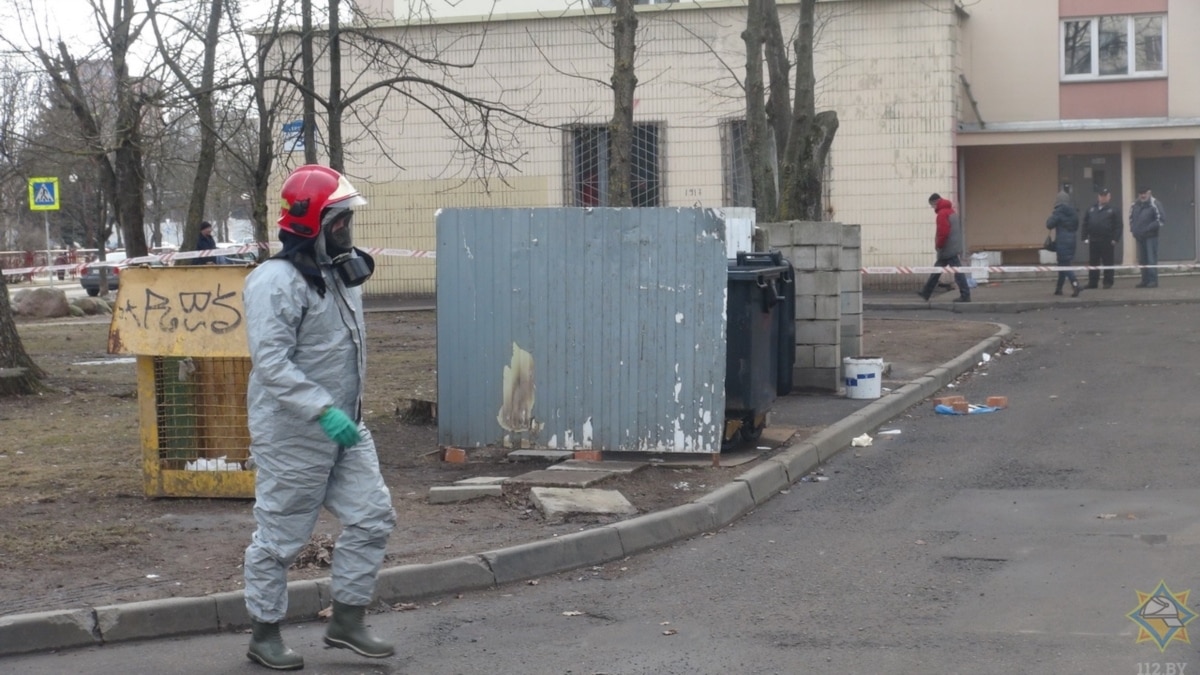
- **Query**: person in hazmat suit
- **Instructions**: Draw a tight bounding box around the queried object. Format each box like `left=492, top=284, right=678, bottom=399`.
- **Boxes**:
left=241, top=164, right=396, bottom=670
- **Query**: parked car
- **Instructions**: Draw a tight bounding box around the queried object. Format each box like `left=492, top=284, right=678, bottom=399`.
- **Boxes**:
left=79, top=252, right=127, bottom=296
left=213, top=242, right=258, bottom=265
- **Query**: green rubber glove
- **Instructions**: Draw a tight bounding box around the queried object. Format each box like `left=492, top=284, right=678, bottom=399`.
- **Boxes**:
left=318, top=406, right=361, bottom=447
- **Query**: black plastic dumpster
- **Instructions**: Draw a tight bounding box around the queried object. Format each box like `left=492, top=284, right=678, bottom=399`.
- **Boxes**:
left=724, top=251, right=794, bottom=449
left=735, top=251, right=795, bottom=394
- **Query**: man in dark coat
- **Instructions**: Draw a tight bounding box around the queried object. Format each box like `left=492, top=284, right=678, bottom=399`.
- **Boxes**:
left=197, top=221, right=217, bottom=264
left=1130, top=187, right=1165, bottom=288
left=917, top=193, right=970, bottom=303
left=1082, top=188, right=1122, bottom=289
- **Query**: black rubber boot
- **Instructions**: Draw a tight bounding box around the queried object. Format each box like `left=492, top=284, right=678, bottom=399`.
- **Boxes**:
left=1071, top=281, right=1082, bottom=298
left=247, top=620, right=304, bottom=671
left=324, top=601, right=395, bottom=658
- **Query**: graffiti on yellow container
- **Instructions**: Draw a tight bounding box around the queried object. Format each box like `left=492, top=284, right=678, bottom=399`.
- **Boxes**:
left=109, top=266, right=253, bottom=357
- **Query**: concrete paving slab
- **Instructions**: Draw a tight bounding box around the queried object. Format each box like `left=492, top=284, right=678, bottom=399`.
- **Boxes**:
left=506, top=449, right=574, bottom=462
left=429, top=485, right=504, bottom=503
left=530, top=487, right=637, bottom=519
left=508, top=469, right=615, bottom=488
left=452, top=476, right=510, bottom=486
left=758, top=425, right=799, bottom=445
left=547, top=459, right=647, bottom=473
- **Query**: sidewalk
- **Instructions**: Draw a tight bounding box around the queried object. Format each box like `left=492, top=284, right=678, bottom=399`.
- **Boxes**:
left=6, top=272, right=1193, bottom=656
left=865, top=272, right=1200, bottom=313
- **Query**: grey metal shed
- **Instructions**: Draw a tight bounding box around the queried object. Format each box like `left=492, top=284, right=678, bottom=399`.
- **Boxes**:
left=436, top=207, right=728, bottom=453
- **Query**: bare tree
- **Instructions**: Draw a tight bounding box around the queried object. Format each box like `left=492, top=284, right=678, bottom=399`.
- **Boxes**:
left=607, top=0, right=637, bottom=207
left=146, top=0, right=226, bottom=255
left=743, top=0, right=837, bottom=222
left=300, top=0, right=318, bottom=164
left=0, top=58, right=47, bottom=396
left=273, top=0, right=542, bottom=178
left=9, top=0, right=156, bottom=258
left=233, top=0, right=296, bottom=251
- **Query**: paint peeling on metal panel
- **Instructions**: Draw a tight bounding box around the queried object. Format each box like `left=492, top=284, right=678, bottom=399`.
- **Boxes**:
left=497, top=342, right=535, bottom=432
left=582, top=417, right=594, bottom=447
left=675, top=312, right=684, bottom=324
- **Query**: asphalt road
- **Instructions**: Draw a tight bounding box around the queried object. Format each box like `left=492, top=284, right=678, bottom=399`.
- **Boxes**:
left=7, top=304, right=1200, bottom=674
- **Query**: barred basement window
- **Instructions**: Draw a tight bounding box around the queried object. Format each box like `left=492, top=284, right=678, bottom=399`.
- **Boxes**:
left=569, top=124, right=661, bottom=207
left=721, top=119, right=752, bottom=208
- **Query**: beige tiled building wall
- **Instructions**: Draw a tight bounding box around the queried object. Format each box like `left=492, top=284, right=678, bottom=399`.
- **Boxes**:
left=291, top=0, right=962, bottom=295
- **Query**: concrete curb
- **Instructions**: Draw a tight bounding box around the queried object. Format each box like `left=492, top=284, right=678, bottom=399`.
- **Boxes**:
left=866, top=296, right=1200, bottom=314
left=0, top=322, right=1011, bottom=657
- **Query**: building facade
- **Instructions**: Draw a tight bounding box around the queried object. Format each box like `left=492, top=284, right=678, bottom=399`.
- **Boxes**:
left=298, top=0, right=1198, bottom=295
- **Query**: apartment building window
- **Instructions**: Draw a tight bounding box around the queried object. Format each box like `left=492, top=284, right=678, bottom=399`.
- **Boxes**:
left=721, top=120, right=752, bottom=207
left=569, top=124, right=661, bottom=207
left=1062, top=14, right=1165, bottom=79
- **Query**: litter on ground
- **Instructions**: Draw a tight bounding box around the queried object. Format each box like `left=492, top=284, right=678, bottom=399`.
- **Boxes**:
left=934, top=403, right=1000, bottom=415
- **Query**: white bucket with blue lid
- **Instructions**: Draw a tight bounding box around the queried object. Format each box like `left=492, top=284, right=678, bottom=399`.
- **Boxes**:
left=843, top=356, right=883, bottom=399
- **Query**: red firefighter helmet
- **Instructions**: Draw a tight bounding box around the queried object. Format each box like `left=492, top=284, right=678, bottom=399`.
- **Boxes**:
left=277, top=165, right=367, bottom=238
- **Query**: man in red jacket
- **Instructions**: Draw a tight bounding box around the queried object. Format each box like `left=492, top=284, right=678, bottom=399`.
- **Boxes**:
left=918, top=193, right=971, bottom=303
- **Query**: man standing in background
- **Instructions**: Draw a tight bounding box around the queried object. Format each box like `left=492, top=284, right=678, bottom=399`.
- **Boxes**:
left=1082, top=188, right=1121, bottom=289
left=196, top=221, right=217, bottom=265
left=918, top=193, right=971, bottom=303
left=1130, top=187, right=1165, bottom=288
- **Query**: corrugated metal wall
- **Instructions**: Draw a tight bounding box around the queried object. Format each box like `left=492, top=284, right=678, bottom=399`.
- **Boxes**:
left=436, top=207, right=727, bottom=453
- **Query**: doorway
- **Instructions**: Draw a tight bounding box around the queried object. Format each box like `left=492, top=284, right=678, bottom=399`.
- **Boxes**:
left=1134, top=156, right=1197, bottom=262
left=1058, top=154, right=1122, bottom=264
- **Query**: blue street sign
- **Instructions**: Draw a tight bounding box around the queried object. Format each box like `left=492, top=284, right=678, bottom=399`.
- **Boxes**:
left=29, top=177, right=60, bottom=211
left=282, top=120, right=304, bottom=153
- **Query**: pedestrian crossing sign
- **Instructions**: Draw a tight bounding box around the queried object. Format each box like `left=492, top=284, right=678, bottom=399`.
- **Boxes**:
left=29, top=177, right=60, bottom=211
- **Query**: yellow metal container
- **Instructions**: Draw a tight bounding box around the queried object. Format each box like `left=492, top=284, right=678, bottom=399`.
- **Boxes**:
left=110, top=266, right=257, bottom=498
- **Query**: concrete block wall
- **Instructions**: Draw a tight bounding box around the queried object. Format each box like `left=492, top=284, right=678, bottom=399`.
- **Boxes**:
left=764, top=221, right=862, bottom=392
left=840, top=224, right=863, bottom=359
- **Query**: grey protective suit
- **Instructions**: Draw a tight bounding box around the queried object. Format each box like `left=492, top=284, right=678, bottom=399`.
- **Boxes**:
left=242, top=258, right=396, bottom=623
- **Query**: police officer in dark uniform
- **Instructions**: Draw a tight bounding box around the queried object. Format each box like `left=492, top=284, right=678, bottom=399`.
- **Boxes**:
left=1082, top=187, right=1122, bottom=289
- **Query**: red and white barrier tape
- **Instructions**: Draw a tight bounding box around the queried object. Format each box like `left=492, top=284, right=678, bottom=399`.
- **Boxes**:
left=5, top=254, right=1184, bottom=279
left=862, top=262, right=1200, bottom=275
left=2, top=243, right=437, bottom=277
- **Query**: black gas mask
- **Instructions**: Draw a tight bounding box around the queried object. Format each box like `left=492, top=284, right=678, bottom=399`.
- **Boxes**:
left=321, top=207, right=374, bottom=287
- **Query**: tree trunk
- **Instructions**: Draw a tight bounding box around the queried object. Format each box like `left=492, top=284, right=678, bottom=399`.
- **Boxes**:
left=180, top=0, right=225, bottom=255
left=778, top=0, right=838, bottom=222
left=301, top=0, right=318, bottom=164
left=742, top=0, right=777, bottom=222
left=761, top=0, right=790, bottom=165
left=0, top=276, right=47, bottom=396
left=109, top=0, right=149, bottom=258
left=327, top=0, right=345, bottom=172
left=607, top=0, right=638, bottom=207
